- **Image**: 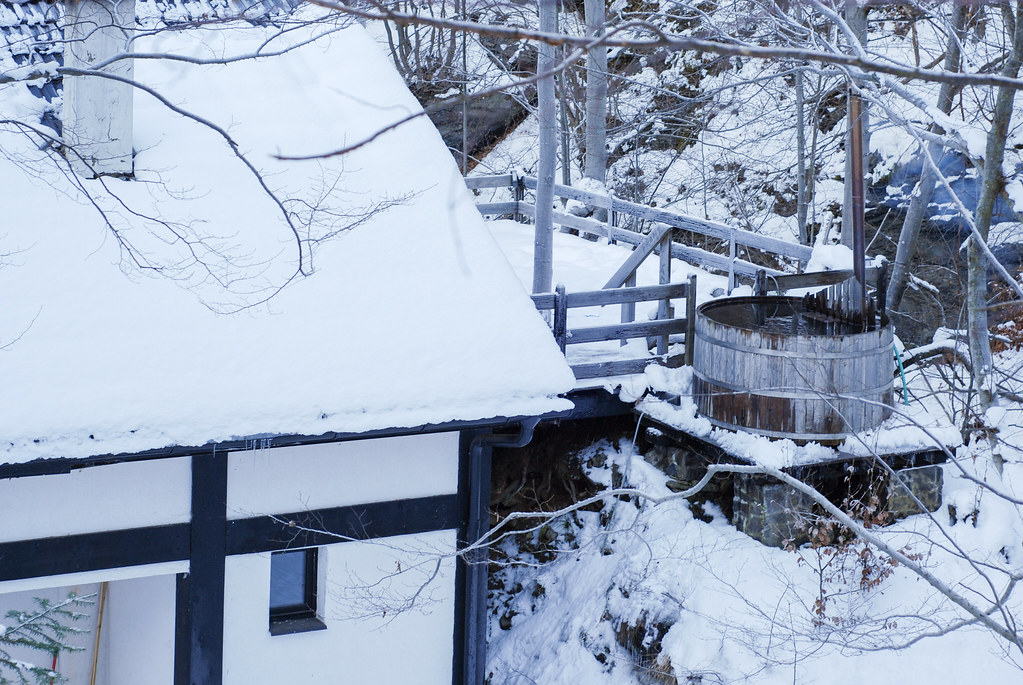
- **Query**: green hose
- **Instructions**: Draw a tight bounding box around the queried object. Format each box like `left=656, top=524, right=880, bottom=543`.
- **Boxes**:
left=894, top=343, right=910, bottom=406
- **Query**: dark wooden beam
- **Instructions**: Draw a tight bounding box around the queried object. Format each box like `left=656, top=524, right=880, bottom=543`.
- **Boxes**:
left=225, top=495, right=460, bottom=554
left=188, top=452, right=228, bottom=685
left=174, top=573, right=192, bottom=685
left=0, top=524, right=188, bottom=582
left=0, top=496, right=463, bottom=584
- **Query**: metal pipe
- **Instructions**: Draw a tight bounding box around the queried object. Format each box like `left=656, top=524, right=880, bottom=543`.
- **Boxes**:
left=848, top=88, right=867, bottom=314
left=463, top=418, right=541, bottom=684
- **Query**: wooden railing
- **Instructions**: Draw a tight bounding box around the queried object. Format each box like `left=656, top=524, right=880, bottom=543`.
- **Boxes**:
left=530, top=278, right=697, bottom=380
left=466, top=173, right=813, bottom=289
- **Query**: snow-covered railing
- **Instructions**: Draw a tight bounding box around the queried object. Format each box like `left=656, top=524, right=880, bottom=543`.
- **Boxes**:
left=467, top=173, right=813, bottom=288
left=530, top=277, right=696, bottom=380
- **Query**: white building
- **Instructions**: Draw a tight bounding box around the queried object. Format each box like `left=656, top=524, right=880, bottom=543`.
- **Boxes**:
left=0, top=3, right=584, bottom=682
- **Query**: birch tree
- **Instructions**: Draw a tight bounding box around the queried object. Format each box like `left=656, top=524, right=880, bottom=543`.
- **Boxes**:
left=968, top=1, right=1023, bottom=419
left=532, top=0, right=557, bottom=295
left=583, top=0, right=607, bottom=186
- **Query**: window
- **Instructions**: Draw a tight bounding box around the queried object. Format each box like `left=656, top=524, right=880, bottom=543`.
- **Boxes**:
left=269, top=548, right=325, bottom=635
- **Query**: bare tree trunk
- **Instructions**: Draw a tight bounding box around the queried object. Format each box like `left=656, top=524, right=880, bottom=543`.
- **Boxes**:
left=794, top=5, right=808, bottom=246
left=583, top=0, right=607, bottom=184
left=887, top=4, right=966, bottom=311
left=533, top=0, right=557, bottom=294
left=559, top=55, right=572, bottom=190
left=969, top=3, right=1023, bottom=417
left=841, top=0, right=869, bottom=248
left=795, top=66, right=809, bottom=246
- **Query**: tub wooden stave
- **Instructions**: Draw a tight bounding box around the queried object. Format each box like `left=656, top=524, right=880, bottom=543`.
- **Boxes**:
left=692, top=297, right=894, bottom=442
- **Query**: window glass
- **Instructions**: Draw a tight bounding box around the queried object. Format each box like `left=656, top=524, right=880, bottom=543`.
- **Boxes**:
left=270, top=549, right=309, bottom=610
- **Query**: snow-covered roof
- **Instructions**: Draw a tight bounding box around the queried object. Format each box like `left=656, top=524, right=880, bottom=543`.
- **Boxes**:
left=0, top=16, right=575, bottom=464
left=1, top=0, right=302, bottom=131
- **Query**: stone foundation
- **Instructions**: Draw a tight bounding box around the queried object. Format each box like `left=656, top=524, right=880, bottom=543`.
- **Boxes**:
left=642, top=422, right=948, bottom=549
left=886, top=464, right=943, bottom=518
left=733, top=474, right=816, bottom=547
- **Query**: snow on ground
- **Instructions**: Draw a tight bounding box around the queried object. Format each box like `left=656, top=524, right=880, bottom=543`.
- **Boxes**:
left=482, top=216, right=1018, bottom=685
left=488, top=435, right=1023, bottom=684
left=0, top=17, right=575, bottom=464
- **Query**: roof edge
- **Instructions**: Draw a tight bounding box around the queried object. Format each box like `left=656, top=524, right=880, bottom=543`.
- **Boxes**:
left=0, top=407, right=578, bottom=480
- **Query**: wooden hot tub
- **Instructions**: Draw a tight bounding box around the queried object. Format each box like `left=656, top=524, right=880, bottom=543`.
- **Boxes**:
left=692, top=296, right=893, bottom=443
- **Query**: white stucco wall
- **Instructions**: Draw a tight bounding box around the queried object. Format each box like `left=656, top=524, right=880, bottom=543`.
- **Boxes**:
left=0, top=584, right=101, bottom=684
left=96, top=574, right=176, bottom=685
left=226, top=432, right=460, bottom=519
left=223, top=529, right=458, bottom=685
left=0, top=458, right=191, bottom=543
left=0, top=572, right=176, bottom=685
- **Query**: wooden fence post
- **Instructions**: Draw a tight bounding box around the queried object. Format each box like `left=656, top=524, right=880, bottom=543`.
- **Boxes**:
left=728, top=227, right=737, bottom=293
left=657, top=230, right=672, bottom=355
left=554, top=283, right=568, bottom=353
left=513, top=174, right=525, bottom=223
left=621, top=273, right=636, bottom=345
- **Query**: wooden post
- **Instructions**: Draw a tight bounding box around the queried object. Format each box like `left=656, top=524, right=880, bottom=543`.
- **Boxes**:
left=188, top=452, right=228, bottom=685
left=554, top=283, right=568, bottom=353
left=685, top=274, right=697, bottom=367
left=513, top=174, right=525, bottom=223
left=728, top=228, right=737, bottom=294
left=621, top=272, right=636, bottom=346
left=606, top=189, right=615, bottom=244
left=657, top=231, right=672, bottom=355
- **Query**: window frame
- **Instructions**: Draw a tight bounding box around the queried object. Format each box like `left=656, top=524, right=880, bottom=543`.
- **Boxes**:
left=269, top=547, right=326, bottom=636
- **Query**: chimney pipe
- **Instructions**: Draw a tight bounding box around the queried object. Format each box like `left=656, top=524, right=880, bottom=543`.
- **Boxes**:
left=63, top=0, right=134, bottom=177
left=848, top=87, right=866, bottom=316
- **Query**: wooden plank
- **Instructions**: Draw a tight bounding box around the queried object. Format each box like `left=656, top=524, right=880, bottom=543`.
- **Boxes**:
left=464, top=174, right=514, bottom=189
left=572, top=358, right=662, bottom=379
left=564, top=283, right=689, bottom=307
left=548, top=209, right=613, bottom=239
left=523, top=201, right=784, bottom=282
left=520, top=203, right=637, bottom=244
left=603, top=223, right=672, bottom=289
left=670, top=244, right=784, bottom=279
left=475, top=202, right=519, bottom=215
left=762, top=267, right=880, bottom=293
left=567, top=318, right=689, bottom=345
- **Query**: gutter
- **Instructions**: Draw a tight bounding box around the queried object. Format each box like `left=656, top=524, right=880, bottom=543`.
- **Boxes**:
left=0, top=412, right=559, bottom=480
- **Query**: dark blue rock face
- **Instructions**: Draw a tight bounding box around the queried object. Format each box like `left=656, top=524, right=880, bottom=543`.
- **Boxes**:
left=880, top=150, right=1023, bottom=273
left=882, top=149, right=1018, bottom=232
